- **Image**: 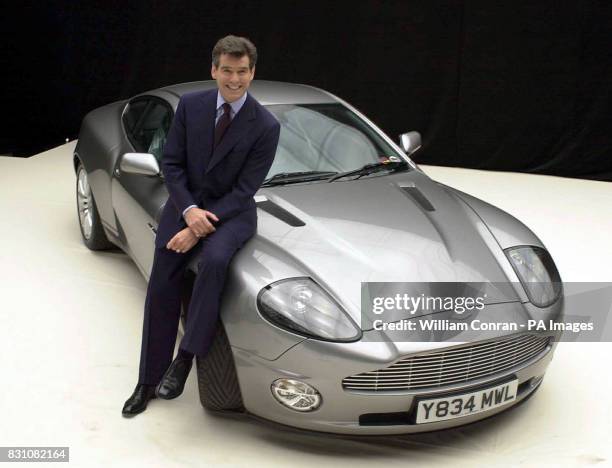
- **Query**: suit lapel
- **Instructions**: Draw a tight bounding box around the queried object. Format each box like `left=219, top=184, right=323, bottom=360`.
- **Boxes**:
left=205, top=93, right=257, bottom=174
left=194, top=90, right=217, bottom=171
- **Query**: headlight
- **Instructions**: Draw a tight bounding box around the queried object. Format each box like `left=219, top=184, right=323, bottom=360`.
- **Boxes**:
left=257, top=277, right=361, bottom=341
left=505, top=246, right=562, bottom=307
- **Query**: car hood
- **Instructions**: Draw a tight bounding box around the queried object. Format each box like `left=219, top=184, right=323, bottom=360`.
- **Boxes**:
left=254, top=170, right=521, bottom=328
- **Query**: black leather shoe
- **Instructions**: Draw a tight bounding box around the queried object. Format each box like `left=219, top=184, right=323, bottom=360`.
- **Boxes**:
left=122, top=384, right=157, bottom=417
left=155, top=356, right=193, bottom=400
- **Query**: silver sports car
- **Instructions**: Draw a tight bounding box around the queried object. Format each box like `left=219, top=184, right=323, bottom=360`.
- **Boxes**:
left=74, top=80, right=563, bottom=434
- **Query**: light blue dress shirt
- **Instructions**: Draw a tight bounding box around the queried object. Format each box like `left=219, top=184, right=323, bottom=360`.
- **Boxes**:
left=215, top=90, right=247, bottom=124
left=182, top=91, right=248, bottom=218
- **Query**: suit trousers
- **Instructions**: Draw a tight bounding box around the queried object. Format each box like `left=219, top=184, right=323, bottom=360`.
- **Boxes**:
left=137, top=215, right=254, bottom=385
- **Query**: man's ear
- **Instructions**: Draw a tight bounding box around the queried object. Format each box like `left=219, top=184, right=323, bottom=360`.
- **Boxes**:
left=211, top=65, right=218, bottom=79
left=250, top=66, right=256, bottom=79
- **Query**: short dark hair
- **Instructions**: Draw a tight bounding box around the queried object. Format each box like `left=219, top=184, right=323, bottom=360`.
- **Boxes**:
left=212, top=35, right=257, bottom=70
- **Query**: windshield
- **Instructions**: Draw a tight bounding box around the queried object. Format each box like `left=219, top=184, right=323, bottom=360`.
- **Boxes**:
left=264, top=103, right=408, bottom=180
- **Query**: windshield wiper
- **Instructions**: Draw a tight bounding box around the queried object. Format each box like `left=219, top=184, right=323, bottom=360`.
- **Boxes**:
left=262, top=171, right=338, bottom=187
left=327, top=160, right=409, bottom=182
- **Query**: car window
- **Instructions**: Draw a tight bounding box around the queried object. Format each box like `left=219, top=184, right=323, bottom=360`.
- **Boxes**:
left=265, top=103, right=404, bottom=177
left=142, top=103, right=172, bottom=161
left=122, top=99, right=148, bottom=142
left=123, top=98, right=172, bottom=160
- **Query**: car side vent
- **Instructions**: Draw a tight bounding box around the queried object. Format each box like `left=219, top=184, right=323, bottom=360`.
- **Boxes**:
left=398, top=185, right=435, bottom=212
left=256, top=200, right=305, bottom=227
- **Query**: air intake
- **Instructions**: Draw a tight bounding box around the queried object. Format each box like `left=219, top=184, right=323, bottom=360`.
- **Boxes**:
left=256, top=199, right=305, bottom=227
left=397, top=185, right=435, bottom=212
left=343, top=334, right=551, bottom=392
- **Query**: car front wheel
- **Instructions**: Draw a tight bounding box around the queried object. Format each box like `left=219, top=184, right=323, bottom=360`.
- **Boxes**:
left=196, top=323, right=245, bottom=412
left=180, top=273, right=244, bottom=412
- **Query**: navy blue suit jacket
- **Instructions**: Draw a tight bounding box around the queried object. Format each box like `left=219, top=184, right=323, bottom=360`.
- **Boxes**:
left=155, top=89, right=280, bottom=248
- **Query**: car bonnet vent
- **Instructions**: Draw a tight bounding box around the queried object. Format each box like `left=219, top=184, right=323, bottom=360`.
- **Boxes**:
left=256, top=198, right=305, bottom=227
left=397, top=184, right=435, bottom=212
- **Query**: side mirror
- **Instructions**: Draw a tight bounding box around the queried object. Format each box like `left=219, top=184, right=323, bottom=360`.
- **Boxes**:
left=399, top=131, right=422, bottom=155
left=120, top=153, right=161, bottom=176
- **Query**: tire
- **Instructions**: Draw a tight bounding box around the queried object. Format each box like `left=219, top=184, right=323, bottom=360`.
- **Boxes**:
left=196, top=323, right=245, bottom=412
left=180, top=263, right=244, bottom=412
left=76, top=161, right=114, bottom=250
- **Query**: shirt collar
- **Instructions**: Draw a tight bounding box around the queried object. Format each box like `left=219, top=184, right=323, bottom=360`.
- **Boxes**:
left=216, top=90, right=248, bottom=116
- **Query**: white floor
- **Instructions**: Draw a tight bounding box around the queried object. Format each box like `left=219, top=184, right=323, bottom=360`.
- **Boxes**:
left=0, top=142, right=610, bottom=467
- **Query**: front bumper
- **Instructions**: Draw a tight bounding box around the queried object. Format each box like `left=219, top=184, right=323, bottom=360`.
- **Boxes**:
left=232, top=331, right=560, bottom=435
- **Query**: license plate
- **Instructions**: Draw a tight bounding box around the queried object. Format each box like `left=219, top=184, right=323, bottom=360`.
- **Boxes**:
left=415, top=379, right=518, bottom=424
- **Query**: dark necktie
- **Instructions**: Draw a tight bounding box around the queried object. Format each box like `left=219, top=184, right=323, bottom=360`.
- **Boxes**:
left=214, top=103, right=232, bottom=147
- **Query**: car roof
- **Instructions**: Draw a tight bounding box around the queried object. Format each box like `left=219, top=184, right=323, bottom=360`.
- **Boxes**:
left=158, top=80, right=337, bottom=105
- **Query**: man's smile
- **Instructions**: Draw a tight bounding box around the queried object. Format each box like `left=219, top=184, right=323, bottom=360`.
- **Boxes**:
left=212, top=53, right=255, bottom=103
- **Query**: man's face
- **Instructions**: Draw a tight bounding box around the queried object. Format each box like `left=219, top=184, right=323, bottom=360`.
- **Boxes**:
left=211, top=53, right=255, bottom=103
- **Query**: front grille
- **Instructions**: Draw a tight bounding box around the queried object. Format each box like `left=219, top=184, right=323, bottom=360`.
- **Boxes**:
left=342, top=334, right=550, bottom=392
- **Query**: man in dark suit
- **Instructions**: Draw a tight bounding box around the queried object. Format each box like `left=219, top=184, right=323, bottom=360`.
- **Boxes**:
left=123, top=35, right=280, bottom=417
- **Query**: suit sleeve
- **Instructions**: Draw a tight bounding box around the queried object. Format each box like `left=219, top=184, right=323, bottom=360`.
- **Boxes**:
left=161, top=97, right=198, bottom=215
left=207, top=121, right=280, bottom=222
